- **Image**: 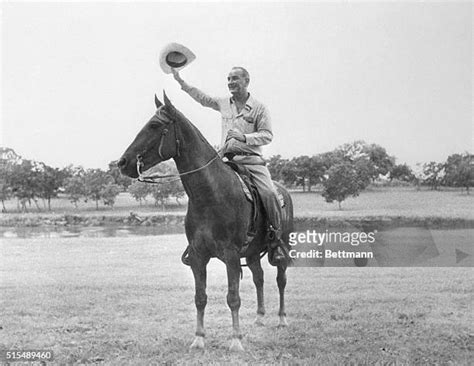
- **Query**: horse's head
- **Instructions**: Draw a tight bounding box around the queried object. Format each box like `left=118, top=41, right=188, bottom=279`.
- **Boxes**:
left=118, top=92, right=180, bottom=178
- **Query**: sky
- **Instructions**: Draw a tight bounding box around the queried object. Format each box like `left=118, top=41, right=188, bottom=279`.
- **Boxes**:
left=1, top=1, right=472, bottom=170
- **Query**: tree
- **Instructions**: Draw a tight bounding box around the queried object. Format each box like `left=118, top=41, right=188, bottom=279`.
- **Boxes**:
left=0, top=180, right=11, bottom=212
left=308, top=155, right=326, bottom=190
left=280, top=159, right=298, bottom=188
left=453, top=156, right=474, bottom=194
left=444, top=153, right=474, bottom=194
left=390, top=163, right=414, bottom=182
left=292, top=156, right=312, bottom=191
left=107, top=160, right=132, bottom=191
left=63, top=164, right=85, bottom=179
left=144, top=161, right=185, bottom=209
left=318, top=148, right=372, bottom=190
left=267, top=155, right=289, bottom=182
left=0, top=161, right=13, bottom=212
left=83, top=169, right=115, bottom=210
left=422, top=162, right=445, bottom=190
left=126, top=160, right=185, bottom=208
left=352, top=158, right=373, bottom=189
left=100, top=182, right=121, bottom=207
left=322, top=162, right=361, bottom=209
left=64, top=175, right=86, bottom=208
left=365, top=143, right=395, bottom=177
left=149, top=184, right=171, bottom=210
left=337, top=141, right=395, bottom=182
left=0, top=148, right=22, bottom=212
left=279, top=155, right=324, bottom=192
left=8, top=160, right=42, bottom=212
left=36, top=163, right=67, bottom=210
left=128, top=180, right=151, bottom=205
left=319, top=150, right=345, bottom=171
left=169, top=178, right=185, bottom=205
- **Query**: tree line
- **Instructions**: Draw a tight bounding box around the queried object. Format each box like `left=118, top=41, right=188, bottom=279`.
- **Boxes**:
left=0, top=141, right=472, bottom=212
left=267, top=141, right=473, bottom=209
left=0, top=156, right=184, bottom=212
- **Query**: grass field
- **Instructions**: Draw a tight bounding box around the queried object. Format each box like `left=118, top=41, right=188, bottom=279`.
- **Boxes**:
left=1, top=235, right=472, bottom=365
left=291, top=187, right=473, bottom=219
left=2, top=186, right=473, bottom=220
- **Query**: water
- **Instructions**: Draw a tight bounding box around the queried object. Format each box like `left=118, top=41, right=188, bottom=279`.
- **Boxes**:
left=1, top=225, right=472, bottom=267
left=0, top=225, right=185, bottom=239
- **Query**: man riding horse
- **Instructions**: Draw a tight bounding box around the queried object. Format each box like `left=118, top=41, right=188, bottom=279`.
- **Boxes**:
left=171, top=66, right=286, bottom=266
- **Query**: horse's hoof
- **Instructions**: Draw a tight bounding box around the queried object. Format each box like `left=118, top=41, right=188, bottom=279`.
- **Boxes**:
left=278, top=316, right=288, bottom=328
left=190, top=336, right=205, bottom=349
left=254, top=314, right=265, bottom=326
left=229, top=338, right=244, bottom=352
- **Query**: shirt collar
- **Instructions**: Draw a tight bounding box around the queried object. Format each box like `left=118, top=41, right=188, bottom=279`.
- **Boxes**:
left=230, top=93, right=254, bottom=112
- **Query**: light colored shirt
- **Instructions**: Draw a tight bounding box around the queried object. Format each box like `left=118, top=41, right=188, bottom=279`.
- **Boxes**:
left=180, top=81, right=273, bottom=158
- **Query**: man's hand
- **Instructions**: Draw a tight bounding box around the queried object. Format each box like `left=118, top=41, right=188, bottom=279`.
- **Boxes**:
left=226, top=129, right=246, bottom=142
left=171, top=68, right=184, bottom=84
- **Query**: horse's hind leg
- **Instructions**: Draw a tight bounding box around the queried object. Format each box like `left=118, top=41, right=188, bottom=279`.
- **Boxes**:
left=226, top=251, right=244, bottom=352
left=277, top=263, right=288, bottom=327
left=247, top=255, right=265, bottom=325
left=190, top=255, right=209, bottom=349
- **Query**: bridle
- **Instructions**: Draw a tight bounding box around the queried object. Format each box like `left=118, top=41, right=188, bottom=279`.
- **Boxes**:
left=136, top=109, right=220, bottom=184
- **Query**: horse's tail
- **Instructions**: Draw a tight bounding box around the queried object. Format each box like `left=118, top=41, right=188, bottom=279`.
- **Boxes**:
left=274, top=181, right=295, bottom=266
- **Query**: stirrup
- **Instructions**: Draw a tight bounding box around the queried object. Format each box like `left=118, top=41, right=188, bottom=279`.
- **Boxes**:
left=267, top=226, right=281, bottom=242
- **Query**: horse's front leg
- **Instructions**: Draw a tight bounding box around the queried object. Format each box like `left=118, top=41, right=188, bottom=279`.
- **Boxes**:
left=190, top=253, right=209, bottom=349
left=247, top=255, right=265, bottom=326
left=226, top=250, right=244, bottom=352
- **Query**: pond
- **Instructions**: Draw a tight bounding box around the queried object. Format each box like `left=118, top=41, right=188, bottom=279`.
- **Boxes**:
left=0, top=225, right=185, bottom=239
left=0, top=225, right=471, bottom=267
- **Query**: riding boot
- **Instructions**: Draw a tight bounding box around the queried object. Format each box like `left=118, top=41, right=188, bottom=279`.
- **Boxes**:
left=267, top=226, right=286, bottom=266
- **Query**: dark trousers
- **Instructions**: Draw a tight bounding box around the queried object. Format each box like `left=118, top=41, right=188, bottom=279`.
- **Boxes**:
left=244, top=165, right=282, bottom=231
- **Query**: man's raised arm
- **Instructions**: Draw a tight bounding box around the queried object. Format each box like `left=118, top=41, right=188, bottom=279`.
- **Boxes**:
left=171, top=69, right=220, bottom=111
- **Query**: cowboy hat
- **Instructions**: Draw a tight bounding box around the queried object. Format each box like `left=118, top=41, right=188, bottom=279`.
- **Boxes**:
left=159, top=42, right=196, bottom=74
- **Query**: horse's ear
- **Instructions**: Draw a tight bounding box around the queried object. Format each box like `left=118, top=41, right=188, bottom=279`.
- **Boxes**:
left=154, top=94, right=163, bottom=109
left=163, top=90, right=174, bottom=109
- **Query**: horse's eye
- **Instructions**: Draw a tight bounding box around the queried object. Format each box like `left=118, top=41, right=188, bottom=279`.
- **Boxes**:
left=149, top=123, right=160, bottom=129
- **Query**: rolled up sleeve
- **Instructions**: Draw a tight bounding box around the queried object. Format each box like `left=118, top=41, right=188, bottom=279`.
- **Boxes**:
left=181, top=81, right=220, bottom=111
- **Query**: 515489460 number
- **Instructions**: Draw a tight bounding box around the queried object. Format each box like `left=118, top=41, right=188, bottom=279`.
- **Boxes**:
left=2, top=350, right=54, bottom=362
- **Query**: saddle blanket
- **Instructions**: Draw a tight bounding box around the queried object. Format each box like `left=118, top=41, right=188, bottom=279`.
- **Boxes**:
left=234, top=172, right=253, bottom=201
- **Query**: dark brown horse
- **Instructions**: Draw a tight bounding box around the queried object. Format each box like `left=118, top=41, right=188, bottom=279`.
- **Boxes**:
left=118, top=92, right=293, bottom=351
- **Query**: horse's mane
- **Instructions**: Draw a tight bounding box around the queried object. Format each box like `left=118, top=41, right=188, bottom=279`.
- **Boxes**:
left=166, top=105, right=220, bottom=156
